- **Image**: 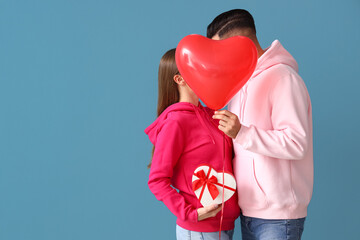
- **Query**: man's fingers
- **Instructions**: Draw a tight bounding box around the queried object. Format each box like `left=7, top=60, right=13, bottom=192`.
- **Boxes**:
left=215, top=110, right=238, bottom=121
left=212, top=114, right=228, bottom=121
left=213, top=110, right=238, bottom=121
left=214, top=110, right=232, bottom=117
left=218, top=125, right=224, bottom=131
left=219, top=120, right=227, bottom=127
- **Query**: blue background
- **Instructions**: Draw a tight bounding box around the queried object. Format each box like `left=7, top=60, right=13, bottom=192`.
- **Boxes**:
left=0, top=0, right=359, bottom=239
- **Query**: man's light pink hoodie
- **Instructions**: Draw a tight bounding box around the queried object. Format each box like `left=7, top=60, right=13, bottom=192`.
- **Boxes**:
left=228, top=40, right=313, bottom=219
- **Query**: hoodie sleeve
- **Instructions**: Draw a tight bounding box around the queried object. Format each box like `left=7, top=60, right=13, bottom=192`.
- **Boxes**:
left=148, top=119, right=198, bottom=222
left=234, top=70, right=311, bottom=160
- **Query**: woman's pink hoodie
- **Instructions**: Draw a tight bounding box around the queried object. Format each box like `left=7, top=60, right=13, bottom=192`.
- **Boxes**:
left=228, top=40, right=313, bottom=219
left=145, top=102, right=240, bottom=232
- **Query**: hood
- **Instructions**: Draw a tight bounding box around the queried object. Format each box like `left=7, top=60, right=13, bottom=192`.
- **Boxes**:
left=145, top=102, right=215, bottom=145
left=252, top=40, right=298, bottom=78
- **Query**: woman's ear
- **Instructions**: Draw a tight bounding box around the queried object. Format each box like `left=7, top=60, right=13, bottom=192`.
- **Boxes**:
left=173, top=75, right=186, bottom=85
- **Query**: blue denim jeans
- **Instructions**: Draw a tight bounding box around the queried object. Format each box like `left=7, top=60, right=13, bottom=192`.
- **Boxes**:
left=176, top=225, right=234, bottom=240
left=240, top=214, right=305, bottom=240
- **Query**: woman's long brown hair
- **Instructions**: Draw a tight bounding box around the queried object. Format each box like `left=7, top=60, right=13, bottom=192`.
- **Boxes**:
left=148, top=49, right=179, bottom=168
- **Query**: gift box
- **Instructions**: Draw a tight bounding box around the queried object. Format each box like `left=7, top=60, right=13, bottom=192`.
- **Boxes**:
left=192, top=164, right=236, bottom=207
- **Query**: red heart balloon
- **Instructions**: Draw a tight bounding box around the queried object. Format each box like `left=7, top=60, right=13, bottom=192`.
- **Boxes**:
left=175, top=34, right=257, bottom=110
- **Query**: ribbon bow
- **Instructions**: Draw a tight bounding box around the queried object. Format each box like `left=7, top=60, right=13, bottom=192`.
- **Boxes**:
left=192, top=169, right=219, bottom=200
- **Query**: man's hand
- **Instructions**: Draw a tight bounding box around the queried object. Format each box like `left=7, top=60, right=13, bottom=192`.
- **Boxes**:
left=197, top=204, right=222, bottom=221
left=212, top=110, right=241, bottom=139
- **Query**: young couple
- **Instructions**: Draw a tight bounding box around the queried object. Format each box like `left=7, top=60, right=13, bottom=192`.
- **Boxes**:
left=145, top=9, right=313, bottom=240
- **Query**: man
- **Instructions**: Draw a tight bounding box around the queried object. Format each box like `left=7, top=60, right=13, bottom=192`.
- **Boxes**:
left=210, top=9, right=313, bottom=240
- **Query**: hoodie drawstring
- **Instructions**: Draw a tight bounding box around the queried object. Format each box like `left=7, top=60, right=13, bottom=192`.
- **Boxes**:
left=192, top=104, right=216, bottom=144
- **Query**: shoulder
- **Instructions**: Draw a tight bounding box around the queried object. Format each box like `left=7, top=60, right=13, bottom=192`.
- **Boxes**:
left=268, top=65, right=310, bottom=103
left=276, top=64, right=305, bottom=87
left=158, top=111, right=194, bottom=134
left=266, top=64, right=299, bottom=79
left=167, top=110, right=194, bottom=122
left=261, top=64, right=304, bottom=90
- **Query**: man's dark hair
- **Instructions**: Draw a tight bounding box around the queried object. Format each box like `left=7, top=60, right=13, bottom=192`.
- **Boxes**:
left=207, top=9, right=256, bottom=39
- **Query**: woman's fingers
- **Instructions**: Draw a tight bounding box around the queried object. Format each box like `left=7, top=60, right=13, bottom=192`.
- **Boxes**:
left=211, top=205, right=223, bottom=217
left=197, top=204, right=222, bottom=221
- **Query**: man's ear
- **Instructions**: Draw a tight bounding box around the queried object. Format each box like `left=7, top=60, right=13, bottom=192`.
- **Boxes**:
left=173, top=75, right=186, bottom=85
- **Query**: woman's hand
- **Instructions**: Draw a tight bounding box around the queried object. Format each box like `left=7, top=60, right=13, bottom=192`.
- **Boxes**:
left=212, top=110, right=241, bottom=139
left=197, top=204, right=222, bottom=221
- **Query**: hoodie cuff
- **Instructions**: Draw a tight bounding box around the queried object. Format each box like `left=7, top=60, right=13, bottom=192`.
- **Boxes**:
left=190, top=208, right=199, bottom=222
left=234, top=125, right=253, bottom=149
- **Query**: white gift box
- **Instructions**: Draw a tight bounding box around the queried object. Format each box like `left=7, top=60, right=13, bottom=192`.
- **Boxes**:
left=192, top=164, right=236, bottom=207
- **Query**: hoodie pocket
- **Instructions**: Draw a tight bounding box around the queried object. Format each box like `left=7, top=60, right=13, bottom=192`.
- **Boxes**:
left=237, top=156, right=268, bottom=210
left=252, top=159, right=268, bottom=202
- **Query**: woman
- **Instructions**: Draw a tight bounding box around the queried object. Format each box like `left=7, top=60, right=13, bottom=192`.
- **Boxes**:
left=145, top=48, right=240, bottom=240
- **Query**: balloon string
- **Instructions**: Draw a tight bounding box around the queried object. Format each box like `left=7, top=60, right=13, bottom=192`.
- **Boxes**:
left=219, top=132, right=225, bottom=240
